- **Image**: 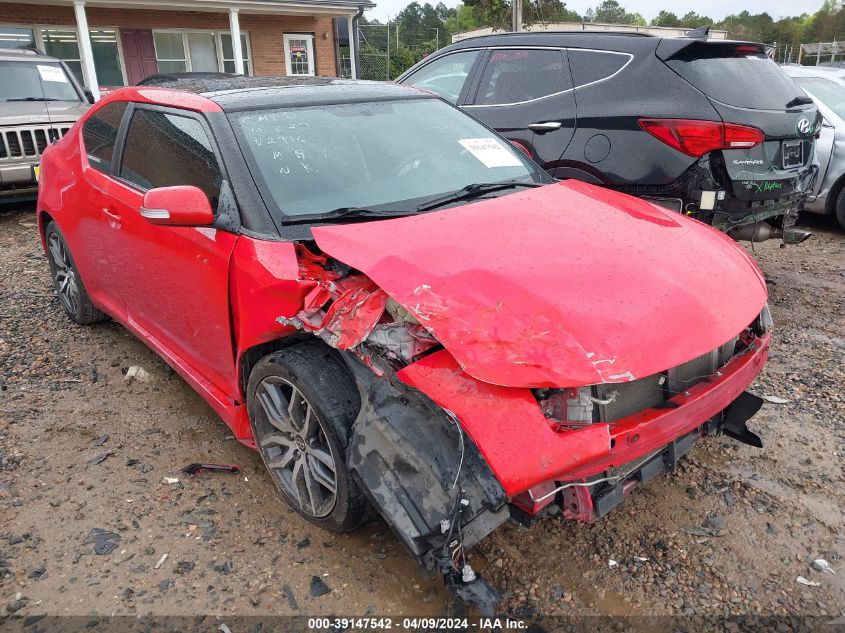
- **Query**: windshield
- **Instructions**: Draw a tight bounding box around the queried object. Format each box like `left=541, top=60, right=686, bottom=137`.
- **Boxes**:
left=0, top=61, right=80, bottom=102
left=666, top=48, right=805, bottom=110
left=793, top=76, right=845, bottom=121
left=234, top=98, right=548, bottom=218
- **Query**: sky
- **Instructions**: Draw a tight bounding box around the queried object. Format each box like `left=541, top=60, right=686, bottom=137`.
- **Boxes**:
left=367, top=0, right=824, bottom=24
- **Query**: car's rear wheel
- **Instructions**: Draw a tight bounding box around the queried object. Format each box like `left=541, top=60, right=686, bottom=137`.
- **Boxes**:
left=45, top=221, right=107, bottom=325
left=247, top=342, right=368, bottom=532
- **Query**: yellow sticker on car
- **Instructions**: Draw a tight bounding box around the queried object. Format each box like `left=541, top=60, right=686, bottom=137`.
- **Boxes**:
left=32, top=165, right=40, bottom=182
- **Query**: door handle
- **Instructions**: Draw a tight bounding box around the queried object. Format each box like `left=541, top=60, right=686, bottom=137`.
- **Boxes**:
left=528, top=121, right=563, bottom=133
left=102, top=207, right=121, bottom=228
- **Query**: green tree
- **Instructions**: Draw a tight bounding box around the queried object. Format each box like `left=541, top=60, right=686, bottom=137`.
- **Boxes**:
left=593, top=0, right=627, bottom=24
left=716, top=10, right=775, bottom=42
left=651, top=11, right=681, bottom=27
left=444, top=4, right=481, bottom=32
left=526, top=0, right=581, bottom=24
left=679, top=11, right=714, bottom=28
left=805, top=0, right=845, bottom=43
left=626, top=12, right=646, bottom=25
left=463, top=0, right=512, bottom=30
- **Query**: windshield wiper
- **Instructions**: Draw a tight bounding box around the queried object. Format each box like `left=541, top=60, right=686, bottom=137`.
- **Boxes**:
left=786, top=95, right=814, bottom=108
left=416, top=181, right=546, bottom=213
left=282, top=206, right=416, bottom=226
left=6, top=97, right=61, bottom=102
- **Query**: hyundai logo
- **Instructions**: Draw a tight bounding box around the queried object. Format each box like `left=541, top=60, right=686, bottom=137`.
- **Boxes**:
left=797, top=117, right=812, bottom=135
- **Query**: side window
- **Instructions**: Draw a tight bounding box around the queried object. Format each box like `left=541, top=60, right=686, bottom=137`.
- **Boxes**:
left=404, top=50, right=479, bottom=103
left=475, top=49, right=568, bottom=106
left=82, top=101, right=128, bottom=174
left=120, top=109, right=222, bottom=207
left=567, top=50, right=630, bottom=88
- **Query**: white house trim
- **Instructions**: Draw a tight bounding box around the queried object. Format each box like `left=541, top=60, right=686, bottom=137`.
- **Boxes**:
left=228, top=8, right=243, bottom=75
left=11, top=0, right=375, bottom=17
left=72, top=1, right=100, bottom=99
left=346, top=11, right=356, bottom=79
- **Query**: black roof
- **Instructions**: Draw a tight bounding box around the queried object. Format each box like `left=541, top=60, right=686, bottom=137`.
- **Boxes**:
left=137, top=71, right=238, bottom=86
left=143, top=76, right=434, bottom=110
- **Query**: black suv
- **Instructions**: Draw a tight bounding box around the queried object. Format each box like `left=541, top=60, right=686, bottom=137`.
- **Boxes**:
left=397, top=32, right=821, bottom=242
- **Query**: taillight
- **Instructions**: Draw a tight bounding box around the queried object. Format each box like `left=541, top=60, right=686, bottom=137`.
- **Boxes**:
left=723, top=123, right=766, bottom=148
left=638, top=119, right=765, bottom=157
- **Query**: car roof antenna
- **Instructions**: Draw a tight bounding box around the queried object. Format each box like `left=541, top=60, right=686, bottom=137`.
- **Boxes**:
left=685, top=26, right=710, bottom=39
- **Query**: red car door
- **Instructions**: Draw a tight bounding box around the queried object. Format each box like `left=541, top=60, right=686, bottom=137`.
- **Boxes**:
left=99, top=104, right=240, bottom=398
left=75, top=100, right=131, bottom=320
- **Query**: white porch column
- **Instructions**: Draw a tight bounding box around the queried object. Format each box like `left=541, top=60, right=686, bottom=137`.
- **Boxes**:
left=228, top=8, right=244, bottom=75
left=347, top=14, right=357, bottom=79
left=73, top=1, right=99, bottom=100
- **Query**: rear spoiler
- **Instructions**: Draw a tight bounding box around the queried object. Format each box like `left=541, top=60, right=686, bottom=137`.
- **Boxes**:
left=656, top=38, right=772, bottom=61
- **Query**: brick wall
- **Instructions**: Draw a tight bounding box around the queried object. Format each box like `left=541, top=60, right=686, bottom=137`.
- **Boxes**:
left=0, top=4, right=339, bottom=77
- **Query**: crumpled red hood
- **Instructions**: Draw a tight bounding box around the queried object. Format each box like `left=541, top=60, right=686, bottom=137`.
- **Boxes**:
left=312, top=180, right=767, bottom=388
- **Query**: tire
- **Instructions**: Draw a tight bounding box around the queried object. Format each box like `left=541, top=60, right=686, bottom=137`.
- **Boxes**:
left=45, top=221, right=108, bottom=325
left=247, top=341, right=369, bottom=532
left=835, top=187, right=845, bottom=232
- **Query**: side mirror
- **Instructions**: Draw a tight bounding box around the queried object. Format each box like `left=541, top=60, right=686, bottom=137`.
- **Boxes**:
left=140, top=186, right=214, bottom=226
left=83, top=88, right=95, bottom=104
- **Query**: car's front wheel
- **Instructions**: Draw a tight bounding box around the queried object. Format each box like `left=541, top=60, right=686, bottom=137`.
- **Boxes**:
left=247, top=342, right=369, bottom=532
left=835, top=186, right=845, bottom=231
left=45, top=221, right=107, bottom=325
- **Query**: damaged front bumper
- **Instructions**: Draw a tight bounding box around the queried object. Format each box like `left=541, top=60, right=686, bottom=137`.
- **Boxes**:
left=341, top=331, right=769, bottom=611
left=397, top=333, right=770, bottom=501
left=344, top=333, right=771, bottom=612
left=511, top=390, right=765, bottom=524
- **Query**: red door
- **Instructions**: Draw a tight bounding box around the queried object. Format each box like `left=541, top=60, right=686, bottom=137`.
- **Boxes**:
left=99, top=105, right=240, bottom=399
left=120, top=30, right=158, bottom=84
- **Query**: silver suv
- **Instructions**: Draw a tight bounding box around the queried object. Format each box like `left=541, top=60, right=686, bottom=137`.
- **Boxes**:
left=0, top=49, right=91, bottom=202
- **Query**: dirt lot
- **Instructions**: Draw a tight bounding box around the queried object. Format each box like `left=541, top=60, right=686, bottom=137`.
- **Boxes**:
left=1, top=203, right=843, bottom=623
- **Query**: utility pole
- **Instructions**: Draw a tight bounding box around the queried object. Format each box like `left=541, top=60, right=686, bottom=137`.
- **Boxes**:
left=386, top=17, right=390, bottom=80
left=512, top=0, right=522, bottom=32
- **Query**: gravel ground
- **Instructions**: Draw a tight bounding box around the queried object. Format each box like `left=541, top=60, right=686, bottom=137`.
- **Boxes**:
left=1, top=203, right=843, bottom=622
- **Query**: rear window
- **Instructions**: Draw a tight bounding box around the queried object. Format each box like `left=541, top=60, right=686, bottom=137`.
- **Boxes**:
left=666, top=48, right=805, bottom=110
left=568, top=50, right=629, bottom=88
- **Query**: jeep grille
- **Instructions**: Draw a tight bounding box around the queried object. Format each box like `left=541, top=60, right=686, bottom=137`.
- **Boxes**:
left=0, top=126, right=71, bottom=160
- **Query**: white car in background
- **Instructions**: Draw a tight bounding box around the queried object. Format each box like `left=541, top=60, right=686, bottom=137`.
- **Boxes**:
left=783, top=64, right=845, bottom=230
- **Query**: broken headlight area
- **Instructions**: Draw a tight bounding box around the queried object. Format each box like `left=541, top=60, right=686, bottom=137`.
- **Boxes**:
left=533, top=314, right=771, bottom=432
left=277, top=244, right=441, bottom=369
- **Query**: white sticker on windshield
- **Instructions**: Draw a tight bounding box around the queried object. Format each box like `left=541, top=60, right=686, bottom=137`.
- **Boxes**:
left=37, top=65, right=68, bottom=83
left=458, top=138, right=523, bottom=168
